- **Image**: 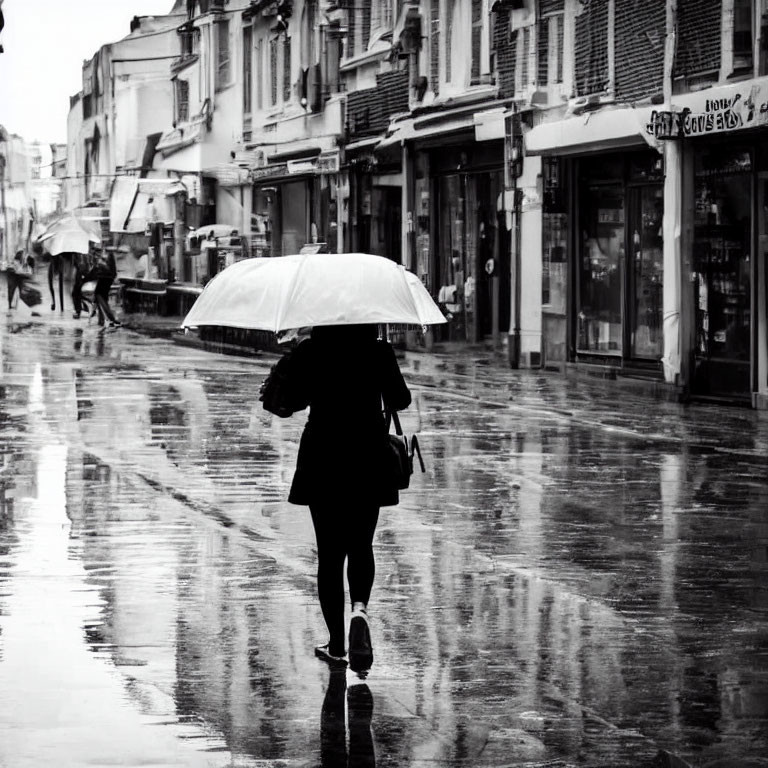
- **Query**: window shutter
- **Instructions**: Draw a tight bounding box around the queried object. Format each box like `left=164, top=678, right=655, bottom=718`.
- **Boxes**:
left=430, top=0, right=440, bottom=95
left=243, top=26, right=253, bottom=113
left=270, top=38, right=278, bottom=105
left=283, top=36, right=292, bottom=102
left=471, top=0, right=482, bottom=83
left=537, top=15, right=549, bottom=85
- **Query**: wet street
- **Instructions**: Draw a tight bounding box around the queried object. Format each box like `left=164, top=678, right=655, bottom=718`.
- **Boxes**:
left=0, top=314, right=766, bottom=768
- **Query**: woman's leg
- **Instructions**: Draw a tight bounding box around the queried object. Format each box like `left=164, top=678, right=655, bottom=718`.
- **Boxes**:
left=345, top=506, right=380, bottom=608
left=97, top=283, right=118, bottom=323
left=48, top=264, right=55, bottom=310
left=310, top=504, right=347, bottom=656
left=6, top=273, right=19, bottom=309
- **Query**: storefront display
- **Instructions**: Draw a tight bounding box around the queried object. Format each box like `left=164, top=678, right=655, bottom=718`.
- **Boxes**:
left=691, top=145, right=752, bottom=398
left=573, top=151, right=664, bottom=361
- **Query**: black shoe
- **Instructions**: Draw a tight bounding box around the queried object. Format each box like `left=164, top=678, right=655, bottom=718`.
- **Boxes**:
left=315, top=644, right=348, bottom=668
left=109, top=320, right=122, bottom=327
left=72, top=312, right=81, bottom=319
left=348, top=611, right=373, bottom=672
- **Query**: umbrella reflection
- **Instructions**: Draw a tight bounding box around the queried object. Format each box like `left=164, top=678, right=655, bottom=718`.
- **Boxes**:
left=320, top=670, right=375, bottom=768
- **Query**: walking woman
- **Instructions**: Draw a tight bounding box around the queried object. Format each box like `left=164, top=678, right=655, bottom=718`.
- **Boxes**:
left=285, top=324, right=411, bottom=672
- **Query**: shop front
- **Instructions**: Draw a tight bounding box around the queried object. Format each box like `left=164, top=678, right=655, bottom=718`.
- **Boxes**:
left=346, top=145, right=403, bottom=264
left=251, top=150, right=340, bottom=257
left=411, top=139, right=508, bottom=345
left=689, top=141, right=755, bottom=400
left=537, top=146, right=665, bottom=371
left=653, top=75, right=768, bottom=407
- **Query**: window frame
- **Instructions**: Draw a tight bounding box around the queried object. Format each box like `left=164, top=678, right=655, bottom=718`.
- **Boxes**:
left=215, top=18, right=231, bottom=91
left=175, top=78, right=190, bottom=124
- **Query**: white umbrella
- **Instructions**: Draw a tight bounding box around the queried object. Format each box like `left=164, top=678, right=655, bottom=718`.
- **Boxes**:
left=37, top=214, right=101, bottom=255
left=181, top=253, right=447, bottom=332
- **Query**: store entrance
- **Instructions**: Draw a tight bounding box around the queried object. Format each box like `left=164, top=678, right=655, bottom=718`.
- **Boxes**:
left=691, top=147, right=752, bottom=399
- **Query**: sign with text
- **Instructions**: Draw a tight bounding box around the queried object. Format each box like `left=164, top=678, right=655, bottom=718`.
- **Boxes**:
left=646, top=80, right=768, bottom=140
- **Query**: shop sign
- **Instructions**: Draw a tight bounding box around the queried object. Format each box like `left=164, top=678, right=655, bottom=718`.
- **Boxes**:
left=251, top=162, right=289, bottom=180
left=646, top=82, right=768, bottom=139
left=287, top=159, right=317, bottom=175
left=316, top=151, right=340, bottom=174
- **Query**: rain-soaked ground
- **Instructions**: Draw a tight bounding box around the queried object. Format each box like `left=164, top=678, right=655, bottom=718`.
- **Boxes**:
left=0, top=312, right=767, bottom=768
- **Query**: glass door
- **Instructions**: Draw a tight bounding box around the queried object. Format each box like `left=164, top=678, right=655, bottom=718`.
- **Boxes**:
left=629, top=185, right=664, bottom=359
left=577, top=184, right=625, bottom=354
left=692, top=147, right=752, bottom=398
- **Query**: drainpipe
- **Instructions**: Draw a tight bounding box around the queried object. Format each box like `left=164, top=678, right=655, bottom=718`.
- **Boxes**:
left=506, top=109, right=522, bottom=368
left=0, top=154, right=7, bottom=263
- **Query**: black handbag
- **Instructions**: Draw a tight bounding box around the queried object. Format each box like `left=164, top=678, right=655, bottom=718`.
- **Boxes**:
left=385, top=407, right=425, bottom=490
left=18, top=280, right=43, bottom=308
left=259, top=352, right=299, bottom=418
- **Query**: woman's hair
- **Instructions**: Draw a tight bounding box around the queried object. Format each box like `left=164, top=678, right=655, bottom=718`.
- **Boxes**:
left=311, top=324, right=379, bottom=345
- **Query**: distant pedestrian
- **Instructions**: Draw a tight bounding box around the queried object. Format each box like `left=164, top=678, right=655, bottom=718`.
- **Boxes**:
left=84, top=251, right=121, bottom=327
left=280, top=324, right=411, bottom=672
left=4, top=251, right=26, bottom=309
left=71, top=254, right=92, bottom=319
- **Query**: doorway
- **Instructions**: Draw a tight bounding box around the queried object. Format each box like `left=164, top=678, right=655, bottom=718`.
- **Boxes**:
left=691, top=146, right=752, bottom=399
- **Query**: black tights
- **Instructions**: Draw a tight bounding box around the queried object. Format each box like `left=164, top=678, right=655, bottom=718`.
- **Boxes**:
left=310, top=504, right=379, bottom=656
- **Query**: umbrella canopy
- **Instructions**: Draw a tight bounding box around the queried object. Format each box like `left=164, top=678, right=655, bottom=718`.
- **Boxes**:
left=181, top=253, right=447, bottom=332
left=37, top=213, right=101, bottom=255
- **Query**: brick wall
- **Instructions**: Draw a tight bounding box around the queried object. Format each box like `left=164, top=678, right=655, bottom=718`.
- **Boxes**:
left=673, top=0, right=722, bottom=79
left=614, top=1, right=666, bottom=102
left=346, top=70, right=409, bottom=138
left=574, top=0, right=609, bottom=96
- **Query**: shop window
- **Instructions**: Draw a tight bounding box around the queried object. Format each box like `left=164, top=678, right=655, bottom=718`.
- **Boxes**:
left=578, top=184, right=625, bottom=354
left=215, top=19, right=231, bottom=89
left=692, top=147, right=752, bottom=396
left=542, top=157, right=567, bottom=314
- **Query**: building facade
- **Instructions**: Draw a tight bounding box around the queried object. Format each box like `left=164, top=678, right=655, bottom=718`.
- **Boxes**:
left=515, top=0, right=768, bottom=409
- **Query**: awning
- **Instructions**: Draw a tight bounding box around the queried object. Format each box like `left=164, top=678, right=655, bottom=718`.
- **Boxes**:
left=378, top=114, right=476, bottom=149
left=156, top=117, right=206, bottom=157
left=109, top=177, right=186, bottom=233
left=525, top=106, right=656, bottom=156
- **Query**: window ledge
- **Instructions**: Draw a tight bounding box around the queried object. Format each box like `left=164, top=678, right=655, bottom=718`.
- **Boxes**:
left=340, top=40, right=391, bottom=73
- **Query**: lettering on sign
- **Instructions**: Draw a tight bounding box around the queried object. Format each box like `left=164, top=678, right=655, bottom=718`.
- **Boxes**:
left=646, top=88, right=768, bottom=139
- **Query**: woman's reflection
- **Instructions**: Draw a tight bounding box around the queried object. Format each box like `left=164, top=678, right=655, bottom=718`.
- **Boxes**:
left=320, top=670, right=375, bottom=768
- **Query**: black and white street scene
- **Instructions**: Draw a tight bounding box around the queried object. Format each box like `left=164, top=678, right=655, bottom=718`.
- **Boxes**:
left=1, top=2, right=767, bottom=767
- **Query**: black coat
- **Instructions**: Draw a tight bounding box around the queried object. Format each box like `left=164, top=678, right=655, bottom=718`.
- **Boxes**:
left=286, top=330, right=411, bottom=508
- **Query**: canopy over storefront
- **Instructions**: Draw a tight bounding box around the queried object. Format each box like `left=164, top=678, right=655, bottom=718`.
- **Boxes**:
left=525, top=106, right=656, bottom=156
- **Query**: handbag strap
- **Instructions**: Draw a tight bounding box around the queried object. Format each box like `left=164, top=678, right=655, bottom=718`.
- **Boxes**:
left=383, top=400, right=404, bottom=436
left=410, top=435, right=426, bottom=473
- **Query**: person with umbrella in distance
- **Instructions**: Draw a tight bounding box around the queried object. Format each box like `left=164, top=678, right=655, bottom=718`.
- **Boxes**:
left=181, top=252, right=446, bottom=672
